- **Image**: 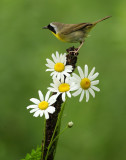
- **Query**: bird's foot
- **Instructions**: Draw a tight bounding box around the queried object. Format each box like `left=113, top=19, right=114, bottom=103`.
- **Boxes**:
left=66, top=46, right=79, bottom=56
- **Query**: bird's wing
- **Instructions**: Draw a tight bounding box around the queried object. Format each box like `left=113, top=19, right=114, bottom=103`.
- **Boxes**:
left=61, top=23, right=91, bottom=35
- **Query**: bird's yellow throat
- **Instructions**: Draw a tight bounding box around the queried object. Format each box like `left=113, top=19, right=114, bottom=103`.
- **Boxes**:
left=51, top=32, right=66, bottom=42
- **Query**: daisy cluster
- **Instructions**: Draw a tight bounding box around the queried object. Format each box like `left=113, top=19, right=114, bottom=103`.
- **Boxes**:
left=27, top=51, right=100, bottom=119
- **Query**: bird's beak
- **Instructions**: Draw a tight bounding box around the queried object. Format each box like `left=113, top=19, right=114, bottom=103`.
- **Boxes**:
left=42, top=26, right=48, bottom=29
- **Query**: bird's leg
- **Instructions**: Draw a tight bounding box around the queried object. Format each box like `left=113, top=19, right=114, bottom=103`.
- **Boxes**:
left=76, top=40, right=84, bottom=53
left=68, top=40, right=84, bottom=56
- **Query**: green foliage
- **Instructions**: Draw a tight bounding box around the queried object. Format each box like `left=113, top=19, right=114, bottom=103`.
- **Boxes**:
left=21, top=146, right=41, bottom=160
left=0, top=0, right=126, bottom=160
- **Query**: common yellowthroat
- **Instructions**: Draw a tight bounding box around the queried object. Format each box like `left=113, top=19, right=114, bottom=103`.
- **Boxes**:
left=43, top=16, right=111, bottom=53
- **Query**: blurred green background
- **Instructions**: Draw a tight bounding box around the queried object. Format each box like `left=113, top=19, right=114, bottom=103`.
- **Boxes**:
left=0, top=0, right=126, bottom=159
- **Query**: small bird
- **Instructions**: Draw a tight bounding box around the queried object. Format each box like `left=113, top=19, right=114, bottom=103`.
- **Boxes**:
left=43, top=16, right=111, bottom=53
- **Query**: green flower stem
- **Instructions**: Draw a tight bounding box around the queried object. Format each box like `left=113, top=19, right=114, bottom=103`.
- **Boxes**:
left=45, top=100, right=67, bottom=160
left=49, top=125, right=68, bottom=148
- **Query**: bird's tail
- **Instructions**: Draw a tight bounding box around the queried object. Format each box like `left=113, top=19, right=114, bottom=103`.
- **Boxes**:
left=93, top=16, right=111, bottom=25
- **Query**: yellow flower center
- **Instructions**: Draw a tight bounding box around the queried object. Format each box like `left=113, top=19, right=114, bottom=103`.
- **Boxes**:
left=38, top=101, right=49, bottom=110
left=80, top=78, right=91, bottom=90
left=58, top=83, right=70, bottom=92
left=54, top=63, right=65, bottom=72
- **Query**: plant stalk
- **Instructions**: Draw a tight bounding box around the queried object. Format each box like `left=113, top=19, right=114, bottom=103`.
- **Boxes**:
left=41, top=46, right=79, bottom=160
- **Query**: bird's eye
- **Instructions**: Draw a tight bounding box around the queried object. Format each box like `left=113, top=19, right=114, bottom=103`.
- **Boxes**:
left=47, top=24, right=56, bottom=34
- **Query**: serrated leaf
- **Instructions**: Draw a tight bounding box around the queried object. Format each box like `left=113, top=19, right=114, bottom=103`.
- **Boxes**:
left=25, top=153, right=31, bottom=159
left=21, top=146, right=41, bottom=160
left=31, top=149, right=36, bottom=155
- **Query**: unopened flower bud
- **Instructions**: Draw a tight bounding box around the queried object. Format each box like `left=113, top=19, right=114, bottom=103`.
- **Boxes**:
left=68, top=121, right=74, bottom=128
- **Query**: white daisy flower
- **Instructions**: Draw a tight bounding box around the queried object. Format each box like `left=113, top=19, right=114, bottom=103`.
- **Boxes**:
left=46, top=51, right=73, bottom=81
left=72, top=65, right=100, bottom=102
left=26, top=90, right=56, bottom=119
left=48, top=77, right=78, bottom=102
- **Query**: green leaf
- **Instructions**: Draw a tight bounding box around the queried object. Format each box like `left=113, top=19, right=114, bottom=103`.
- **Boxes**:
left=21, top=146, right=41, bottom=160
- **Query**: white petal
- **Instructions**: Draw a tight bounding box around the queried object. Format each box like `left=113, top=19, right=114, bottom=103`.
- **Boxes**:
left=63, top=72, right=70, bottom=77
left=71, top=77, right=80, bottom=84
left=77, top=66, right=84, bottom=79
left=46, top=59, right=55, bottom=67
left=52, top=74, right=56, bottom=80
left=86, top=90, right=89, bottom=102
left=64, top=69, right=72, bottom=73
left=89, top=72, right=99, bottom=81
left=30, top=108, right=39, bottom=113
left=62, top=92, right=66, bottom=102
left=88, top=67, right=95, bottom=79
left=49, top=93, right=61, bottom=105
left=49, top=93, right=60, bottom=104
left=65, top=65, right=73, bottom=70
left=46, top=69, right=54, bottom=71
left=40, top=111, right=44, bottom=117
left=91, top=86, right=100, bottom=92
left=84, top=65, right=88, bottom=78
left=30, top=98, right=40, bottom=104
left=50, top=83, right=57, bottom=89
left=91, top=80, right=99, bottom=86
left=53, top=77, right=60, bottom=86
left=79, top=90, right=84, bottom=102
left=44, top=111, right=49, bottom=119
left=61, top=74, right=65, bottom=82
left=65, top=77, right=70, bottom=84
left=60, top=53, right=63, bottom=59
left=60, top=76, right=64, bottom=83
left=56, top=51, right=60, bottom=62
left=67, top=91, right=71, bottom=98
left=27, top=105, right=37, bottom=109
left=47, top=87, right=57, bottom=93
left=62, top=54, right=66, bottom=65
left=70, top=85, right=80, bottom=91
left=65, top=65, right=73, bottom=72
left=45, top=91, right=50, bottom=101
left=38, top=90, right=44, bottom=101
left=57, top=72, right=61, bottom=80
left=60, top=54, right=66, bottom=63
left=52, top=53, right=57, bottom=63
left=47, top=106, right=55, bottom=114
left=51, top=71, right=56, bottom=76
left=52, top=73, right=59, bottom=80
left=72, top=88, right=82, bottom=97
left=45, top=64, right=53, bottom=69
left=70, top=81, right=76, bottom=86
left=33, top=110, right=41, bottom=117
left=88, top=88, right=95, bottom=98
left=72, top=73, right=81, bottom=82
